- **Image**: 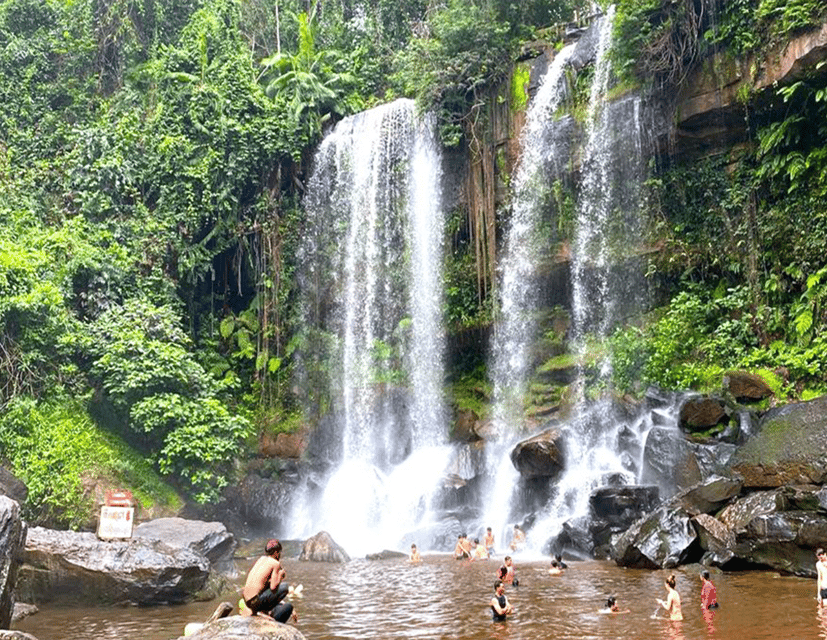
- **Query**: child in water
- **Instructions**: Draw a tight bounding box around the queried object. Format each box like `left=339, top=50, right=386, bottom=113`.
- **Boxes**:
left=599, top=596, right=629, bottom=614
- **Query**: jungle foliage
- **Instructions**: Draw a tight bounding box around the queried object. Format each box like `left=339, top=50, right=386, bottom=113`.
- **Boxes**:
left=2, top=0, right=827, bottom=525
left=0, top=0, right=590, bottom=521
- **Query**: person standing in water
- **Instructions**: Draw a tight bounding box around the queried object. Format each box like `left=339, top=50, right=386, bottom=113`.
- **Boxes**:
left=490, top=580, right=513, bottom=622
left=657, top=574, right=683, bottom=621
left=484, top=527, right=495, bottom=555
left=241, top=539, right=296, bottom=623
left=509, top=524, right=526, bottom=551
left=408, top=543, right=422, bottom=564
left=471, top=538, right=489, bottom=561
left=498, top=556, right=518, bottom=586
left=817, top=548, right=827, bottom=608
left=454, top=534, right=470, bottom=559
left=700, top=570, right=718, bottom=610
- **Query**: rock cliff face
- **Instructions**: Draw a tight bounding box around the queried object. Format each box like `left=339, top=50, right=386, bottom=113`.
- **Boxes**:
left=671, top=21, right=827, bottom=159
left=0, top=497, right=26, bottom=630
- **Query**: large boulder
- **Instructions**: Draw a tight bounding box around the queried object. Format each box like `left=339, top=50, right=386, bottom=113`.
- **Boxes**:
left=640, top=426, right=701, bottom=492
left=509, top=428, right=566, bottom=480
left=588, top=485, right=660, bottom=557
left=672, top=474, right=743, bottom=515
left=18, top=527, right=212, bottom=605
left=692, top=513, right=737, bottom=566
left=298, top=531, right=350, bottom=563
left=723, top=371, right=774, bottom=402
left=679, top=396, right=727, bottom=431
left=729, top=395, right=827, bottom=487
left=0, top=497, right=26, bottom=629
left=715, top=486, right=827, bottom=576
left=133, top=518, right=237, bottom=572
left=173, top=616, right=305, bottom=640
left=611, top=504, right=701, bottom=569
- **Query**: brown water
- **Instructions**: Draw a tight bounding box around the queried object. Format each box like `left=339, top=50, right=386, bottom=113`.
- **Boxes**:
left=13, top=556, right=826, bottom=640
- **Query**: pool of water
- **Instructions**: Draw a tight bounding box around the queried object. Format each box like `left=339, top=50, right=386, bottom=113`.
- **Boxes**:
left=13, top=555, right=825, bottom=640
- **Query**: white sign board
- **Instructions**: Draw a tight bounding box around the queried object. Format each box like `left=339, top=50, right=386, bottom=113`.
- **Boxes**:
left=98, top=506, right=134, bottom=539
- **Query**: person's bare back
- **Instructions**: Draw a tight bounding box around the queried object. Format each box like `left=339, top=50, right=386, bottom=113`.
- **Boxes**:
left=243, top=554, right=283, bottom=602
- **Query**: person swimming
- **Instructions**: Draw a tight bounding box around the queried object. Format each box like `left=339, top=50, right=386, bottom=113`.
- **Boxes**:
left=599, top=595, right=629, bottom=614
left=548, top=559, right=564, bottom=575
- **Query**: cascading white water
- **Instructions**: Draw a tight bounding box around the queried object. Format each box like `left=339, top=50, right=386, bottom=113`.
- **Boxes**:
left=530, top=6, right=655, bottom=544
left=570, top=4, right=646, bottom=390
left=290, top=99, right=450, bottom=556
left=485, top=8, right=657, bottom=553
left=484, top=44, right=578, bottom=545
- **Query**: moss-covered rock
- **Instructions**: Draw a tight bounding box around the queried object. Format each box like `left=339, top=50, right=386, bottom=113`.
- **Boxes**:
left=729, top=395, right=827, bottom=487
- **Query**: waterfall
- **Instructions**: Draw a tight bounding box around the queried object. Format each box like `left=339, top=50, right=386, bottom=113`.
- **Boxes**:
left=531, top=6, right=656, bottom=546
left=483, top=43, right=578, bottom=545
left=290, top=99, right=450, bottom=556
left=570, top=5, right=649, bottom=392
left=485, top=8, right=658, bottom=553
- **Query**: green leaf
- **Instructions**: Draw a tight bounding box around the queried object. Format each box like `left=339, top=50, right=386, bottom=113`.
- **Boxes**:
left=219, top=316, right=235, bottom=339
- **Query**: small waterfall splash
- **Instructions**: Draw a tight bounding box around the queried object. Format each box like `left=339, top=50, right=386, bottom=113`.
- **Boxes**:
left=291, top=99, right=449, bottom=556
left=484, top=43, right=578, bottom=544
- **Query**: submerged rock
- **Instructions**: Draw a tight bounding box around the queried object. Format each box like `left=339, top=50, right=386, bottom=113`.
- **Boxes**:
left=298, top=531, right=350, bottom=563
left=0, top=631, right=40, bottom=640
left=172, top=616, right=305, bottom=640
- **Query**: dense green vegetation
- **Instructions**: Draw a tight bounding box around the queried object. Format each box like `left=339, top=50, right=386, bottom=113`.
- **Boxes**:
left=598, top=0, right=827, bottom=402
left=2, top=0, right=827, bottom=527
left=0, top=0, right=590, bottom=526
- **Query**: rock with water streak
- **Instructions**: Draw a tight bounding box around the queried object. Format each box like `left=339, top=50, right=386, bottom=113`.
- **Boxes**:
left=298, top=531, right=350, bottom=563
left=18, top=526, right=211, bottom=605
left=641, top=426, right=702, bottom=492
left=509, top=428, right=566, bottom=480
left=133, top=518, right=237, bottom=571
left=611, top=504, right=700, bottom=569
left=729, top=395, right=827, bottom=487
left=0, top=496, right=26, bottom=629
left=172, top=615, right=305, bottom=640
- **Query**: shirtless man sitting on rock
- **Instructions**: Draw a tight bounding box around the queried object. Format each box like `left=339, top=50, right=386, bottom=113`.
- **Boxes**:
left=242, top=539, right=297, bottom=623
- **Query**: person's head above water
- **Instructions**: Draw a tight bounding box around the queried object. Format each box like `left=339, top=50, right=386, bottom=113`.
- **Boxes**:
left=605, top=596, right=617, bottom=609
left=665, top=574, right=676, bottom=588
